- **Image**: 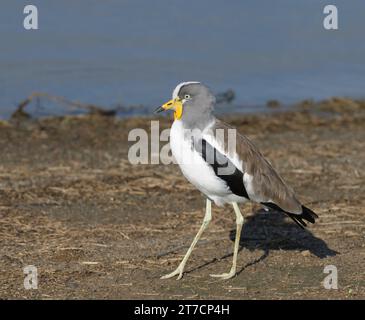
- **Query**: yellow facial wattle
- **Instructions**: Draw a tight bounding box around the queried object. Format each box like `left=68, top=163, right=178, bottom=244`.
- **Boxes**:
left=173, top=102, right=183, bottom=120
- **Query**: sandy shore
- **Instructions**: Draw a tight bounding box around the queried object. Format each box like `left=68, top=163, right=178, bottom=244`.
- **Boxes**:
left=0, top=99, right=364, bottom=299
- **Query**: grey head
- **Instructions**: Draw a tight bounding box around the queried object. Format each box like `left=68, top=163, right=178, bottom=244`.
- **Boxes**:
left=156, top=82, right=216, bottom=130
left=174, top=82, right=216, bottom=129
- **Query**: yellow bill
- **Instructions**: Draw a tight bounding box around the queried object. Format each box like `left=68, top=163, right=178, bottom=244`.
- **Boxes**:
left=154, top=98, right=183, bottom=120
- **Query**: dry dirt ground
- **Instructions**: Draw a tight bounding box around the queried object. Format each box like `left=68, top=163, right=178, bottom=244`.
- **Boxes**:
left=0, top=100, right=364, bottom=299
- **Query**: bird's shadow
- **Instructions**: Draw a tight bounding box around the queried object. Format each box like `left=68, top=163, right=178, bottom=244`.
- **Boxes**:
left=189, top=208, right=338, bottom=275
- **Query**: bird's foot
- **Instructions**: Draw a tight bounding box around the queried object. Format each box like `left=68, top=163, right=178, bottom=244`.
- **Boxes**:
left=210, top=268, right=236, bottom=280
left=160, top=264, right=185, bottom=280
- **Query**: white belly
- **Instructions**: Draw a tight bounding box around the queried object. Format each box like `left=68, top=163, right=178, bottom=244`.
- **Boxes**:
left=169, top=121, right=247, bottom=206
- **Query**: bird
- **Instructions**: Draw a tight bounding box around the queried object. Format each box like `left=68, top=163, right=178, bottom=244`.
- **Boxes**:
left=154, top=81, right=318, bottom=280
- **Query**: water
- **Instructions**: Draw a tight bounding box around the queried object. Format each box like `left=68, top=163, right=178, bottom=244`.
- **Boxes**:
left=1, top=0, right=365, bottom=118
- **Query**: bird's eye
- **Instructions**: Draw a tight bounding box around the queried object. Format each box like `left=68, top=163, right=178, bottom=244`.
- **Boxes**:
left=184, top=94, right=191, bottom=100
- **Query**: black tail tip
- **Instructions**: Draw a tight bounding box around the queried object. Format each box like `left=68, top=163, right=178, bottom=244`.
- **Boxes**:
left=287, top=205, right=318, bottom=229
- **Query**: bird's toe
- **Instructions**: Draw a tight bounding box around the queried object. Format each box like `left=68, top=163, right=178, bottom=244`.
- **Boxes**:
left=160, top=268, right=184, bottom=280
left=209, top=271, right=236, bottom=280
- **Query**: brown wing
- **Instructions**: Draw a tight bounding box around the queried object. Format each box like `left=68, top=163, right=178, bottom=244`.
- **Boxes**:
left=210, top=119, right=302, bottom=214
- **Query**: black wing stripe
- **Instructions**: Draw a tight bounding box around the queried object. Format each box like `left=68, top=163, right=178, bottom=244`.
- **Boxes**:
left=197, top=139, right=249, bottom=199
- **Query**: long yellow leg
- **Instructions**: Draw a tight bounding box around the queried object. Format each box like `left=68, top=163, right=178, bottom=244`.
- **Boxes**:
left=161, top=199, right=212, bottom=280
left=210, top=202, right=243, bottom=280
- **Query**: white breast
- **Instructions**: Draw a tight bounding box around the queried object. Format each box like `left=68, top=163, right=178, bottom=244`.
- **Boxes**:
left=169, top=121, right=230, bottom=199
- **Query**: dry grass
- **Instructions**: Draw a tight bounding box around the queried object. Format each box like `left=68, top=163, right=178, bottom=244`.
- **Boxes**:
left=0, top=101, right=364, bottom=299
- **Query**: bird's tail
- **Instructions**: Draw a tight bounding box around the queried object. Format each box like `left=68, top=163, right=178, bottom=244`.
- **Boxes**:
left=262, top=202, right=318, bottom=229
left=285, top=205, right=318, bottom=229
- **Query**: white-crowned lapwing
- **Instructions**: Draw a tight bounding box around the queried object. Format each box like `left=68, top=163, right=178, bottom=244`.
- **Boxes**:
left=155, top=82, right=318, bottom=280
